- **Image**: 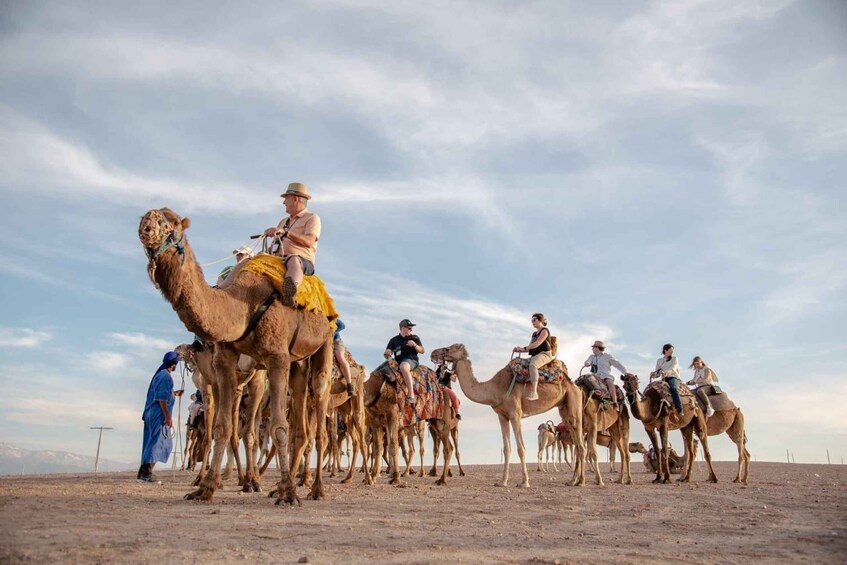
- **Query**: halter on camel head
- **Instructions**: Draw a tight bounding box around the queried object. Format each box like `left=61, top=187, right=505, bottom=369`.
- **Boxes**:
left=139, top=208, right=190, bottom=286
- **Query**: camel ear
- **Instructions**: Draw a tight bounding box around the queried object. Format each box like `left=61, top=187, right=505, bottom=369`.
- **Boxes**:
left=181, top=217, right=191, bottom=230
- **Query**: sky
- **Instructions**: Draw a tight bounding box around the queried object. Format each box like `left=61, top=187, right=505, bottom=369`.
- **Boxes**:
left=1, top=0, right=846, bottom=471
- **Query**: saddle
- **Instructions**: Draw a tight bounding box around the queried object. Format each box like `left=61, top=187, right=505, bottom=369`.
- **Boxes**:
left=692, top=385, right=737, bottom=413
left=377, top=359, right=445, bottom=427
left=575, top=374, right=624, bottom=404
left=239, top=253, right=339, bottom=320
left=509, top=358, right=569, bottom=384
left=645, top=380, right=695, bottom=412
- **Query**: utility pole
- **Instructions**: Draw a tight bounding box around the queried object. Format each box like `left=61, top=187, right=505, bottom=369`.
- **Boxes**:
left=90, top=426, right=113, bottom=473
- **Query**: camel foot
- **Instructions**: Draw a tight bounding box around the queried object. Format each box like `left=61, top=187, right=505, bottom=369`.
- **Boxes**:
left=428, top=469, right=437, bottom=477
left=274, top=487, right=302, bottom=507
left=516, top=481, right=530, bottom=488
left=677, top=477, right=690, bottom=483
left=389, top=477, right=401, bottom=486
left=570, top=479, right=585, bottom=487
left=435, top=478, right=447, bottom=486
left=192, top=475, right=202, bottom=487
left=308, top=483, right=326, bottom=500
left=662, top=477, right=671, bottom=484
left=494, top=481, right=508, bottom=487
left=709, top=476, right=718, bottom=483
left=459, top=470, right=466, bottom=477
left=448, top=469, right=453, bottom=478
left=184, top=486, right=215, bottom=501
left=340, top=476, right=352, bottom=484
left=242, top=479, right=262, bottom=493
left=652, top=477, right=662, bottom=484
left=221, top=470, right=233, bottom=481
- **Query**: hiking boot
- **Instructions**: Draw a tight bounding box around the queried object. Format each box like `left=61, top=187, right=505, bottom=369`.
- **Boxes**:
left=527, top=390, right=539, bottom=401
left=138, top=474, right=160, bottom=483
left=280, top=276, right=297, bottom=306
left=346, top=383, right=355, bottom=396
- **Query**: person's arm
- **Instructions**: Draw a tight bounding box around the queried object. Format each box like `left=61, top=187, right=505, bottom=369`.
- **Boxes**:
left=285, top=231, right=317, bottom=248
left=609, top=355, right=627, bottom=375
left=384, top=337, right=395, bottom=359
left=158, top=400, right=173, bottom=428
left=583, top=356, right=592, bottom=367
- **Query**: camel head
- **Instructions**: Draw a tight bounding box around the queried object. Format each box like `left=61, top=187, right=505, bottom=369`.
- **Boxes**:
left=138, top=208, right=191, bottom=285
left=628, top=442, right=648, bottom=454
left=621, top=373, right=640, bottom=395
left=174, top=343, right=198, bottom=373
left=430, top=343, right=468, bottom=365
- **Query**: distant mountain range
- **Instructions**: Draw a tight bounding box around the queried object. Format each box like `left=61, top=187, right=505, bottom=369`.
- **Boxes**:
left=0, top=442, right=132, bottom=475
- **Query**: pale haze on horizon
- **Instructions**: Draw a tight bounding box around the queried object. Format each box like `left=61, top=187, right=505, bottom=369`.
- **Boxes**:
left=1, top=0, right=845, bottom=470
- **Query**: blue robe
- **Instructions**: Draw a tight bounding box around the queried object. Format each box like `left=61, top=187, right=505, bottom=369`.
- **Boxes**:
left=140, top=368, right=175, bottom=464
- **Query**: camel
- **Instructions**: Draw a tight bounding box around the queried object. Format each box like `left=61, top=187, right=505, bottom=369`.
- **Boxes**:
left=427, top=415, right=465, bottom=479
left=139, top=208, right=334, bottom=505
left=621, top=374, right=717, bottom=484
left=575, top=373, right=632, bottom=485
left=363, top=364, right=459, bottom=486
left=693, top=389, right=751, bottom=484
left=555, top=423, right=574, bottom=470
left=399, top=420, right=426, bottom=477
left=430, top=345, right=586, bottom=488
left=642, top=442, right=689, bottom=474
left=536, top=421, right=559, bottom=472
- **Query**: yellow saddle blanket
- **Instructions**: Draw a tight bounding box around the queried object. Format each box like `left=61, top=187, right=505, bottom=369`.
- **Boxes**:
left=240, top=254, right=339, bottom=321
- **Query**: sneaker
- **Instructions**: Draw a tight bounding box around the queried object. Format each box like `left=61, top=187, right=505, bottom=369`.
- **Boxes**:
left=137, top=474, right=160, bottom=483
left=346, top=383, right=355, bottom=396
left=527, top=391, right=539, bottom=401
left=405, top=396, right=417, bottom=405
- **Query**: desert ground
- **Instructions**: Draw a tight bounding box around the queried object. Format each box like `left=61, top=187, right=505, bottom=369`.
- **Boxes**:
left=0, top=461, right=844, bottom=564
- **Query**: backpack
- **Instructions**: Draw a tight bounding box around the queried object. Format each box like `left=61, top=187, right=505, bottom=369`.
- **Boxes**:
left=550, top=335, right=558, bottom=357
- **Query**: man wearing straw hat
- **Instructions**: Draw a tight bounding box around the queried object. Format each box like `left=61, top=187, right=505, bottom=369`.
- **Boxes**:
left=583, top=340, right=627, bottom=410
left=263, top=182, right=321, bottom=306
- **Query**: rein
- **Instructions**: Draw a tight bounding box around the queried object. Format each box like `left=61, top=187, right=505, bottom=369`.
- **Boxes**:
left=235, top=290, right=280, bottom=342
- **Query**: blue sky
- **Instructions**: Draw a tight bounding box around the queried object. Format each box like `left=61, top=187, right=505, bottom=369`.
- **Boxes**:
left=1, top=0, right=845, bottom=469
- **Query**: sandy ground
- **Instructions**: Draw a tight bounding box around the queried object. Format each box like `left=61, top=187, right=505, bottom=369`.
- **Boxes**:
left=0, top=461, right=844, bottom=564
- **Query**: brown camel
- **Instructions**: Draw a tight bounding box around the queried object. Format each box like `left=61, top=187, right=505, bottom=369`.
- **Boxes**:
left=427, top=415, right=465, bottom=479
left=363, top=364, right=458, bottom=486
left=430, top=345, right=586, bottom=487
left=536, top=421, right=558, bottom=472
left=692, top=389, right=751, bottom=484
left=575, top=374, right=632, bottom=485
left=399, top=420, right=426, bottom=477
left=643, top=442, right=690, bottom=474
left=139, top=208, right=334, bottom=506
left=621, top=374, right=717, bottom=484
left=555, top=424, right=574, bottom=470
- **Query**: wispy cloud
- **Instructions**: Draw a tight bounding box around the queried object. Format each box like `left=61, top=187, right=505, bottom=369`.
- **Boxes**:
left=85, top=351, right=130, bottom=373
left=0, top=327, right=53, bottom=348
left=107, top=332, right=178, bottom=352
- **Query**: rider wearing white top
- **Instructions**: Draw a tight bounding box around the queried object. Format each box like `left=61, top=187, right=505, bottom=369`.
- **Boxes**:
left=649, top=344, right=684, bottom=413
left=687, top=356, right=718, bottom=417
left=583, top=340, right=626, bottom=408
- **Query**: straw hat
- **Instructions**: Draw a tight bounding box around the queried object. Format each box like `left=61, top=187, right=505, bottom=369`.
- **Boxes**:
left=591, top=340, right=606, bottom=349
left=280, top=182, right=311, bottom=200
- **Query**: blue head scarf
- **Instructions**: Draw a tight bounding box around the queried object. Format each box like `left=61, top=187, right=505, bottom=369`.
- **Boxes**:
left=156, top=350, right=181, bottom=373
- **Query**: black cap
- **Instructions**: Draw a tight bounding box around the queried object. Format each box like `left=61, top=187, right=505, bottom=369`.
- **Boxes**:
left=399, top=319, right=416, bottom=328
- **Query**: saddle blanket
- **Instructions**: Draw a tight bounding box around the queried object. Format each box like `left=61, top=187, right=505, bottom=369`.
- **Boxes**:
left=239, top=253, right=339, bottom=322
left=509, top=358, right=569, bottom=383
left=556, top=422, right=571, bottom=435
left=645, top=379, right=694, bottom=409
left=575, top=374, right=624, bottom=403
left=377, top=359, right=444, bottom=427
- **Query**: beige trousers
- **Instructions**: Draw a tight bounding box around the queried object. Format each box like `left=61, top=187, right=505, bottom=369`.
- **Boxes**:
left=528, top=351, right=555, bottom=387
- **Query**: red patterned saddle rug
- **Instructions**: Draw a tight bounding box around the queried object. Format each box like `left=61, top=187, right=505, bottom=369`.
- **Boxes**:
left=509, top=358, right=569, bottom=383
left=377, top=359, right=444, bottom=427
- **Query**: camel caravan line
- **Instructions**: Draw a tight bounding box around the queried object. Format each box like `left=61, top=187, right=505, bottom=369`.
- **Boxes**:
left=139, top=208, right=750, bottom=506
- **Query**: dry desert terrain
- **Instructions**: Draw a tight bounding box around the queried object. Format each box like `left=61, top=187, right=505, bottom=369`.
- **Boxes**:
left=1, top=461, right=845, bottom=564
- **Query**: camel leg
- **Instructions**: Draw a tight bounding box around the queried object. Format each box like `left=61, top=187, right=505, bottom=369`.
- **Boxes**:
left=193, top=385, right=215, bottom=487
left=452, top=425, right=465, bottom=477
left=658, top=427, right=671, bottom=484
left=435, top=421, right=454, bottom=486
left=585, top=420, right=604, bottom=486
left=537, top=433, right=545, bottom=472
left=511, top=415, right=530, bottom=488
left=368, top=424, right=383, bottom=484
left=728, top=410, right=750, bottom=484
left=616, top=418, right=632, bottom=485
left=695, top=416, right=718, bottom=483
left=645, top=427, right=662, bottom=483
left=609, top=443, right=616, bottom=474
left=678, top=426, right=696, bottom=483
left=307, top=342, right=333, bottom=501
left=496, top=413, right=511, bottom=487
left=417, top=422, right=426, bottom=478
left=185, top=351, right=238, bottom=501
left=265, top=356, right=300, bottom=507
left=429, top=424, right=440, bottom=477
left=387, top=413, right=401, bottom=486
left=240, top=375, right=264, bottom=493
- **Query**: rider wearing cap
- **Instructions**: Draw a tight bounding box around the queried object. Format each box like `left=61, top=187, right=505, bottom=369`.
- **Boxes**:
left=262, top=182, right=321, bottom=306
left=217, top=246, right=254, bottom=286
left=384, top=319, right=424, bottom=405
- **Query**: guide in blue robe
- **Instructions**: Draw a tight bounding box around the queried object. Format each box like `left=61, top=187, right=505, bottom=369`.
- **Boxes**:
left=140, top=359, right=176, bottom=465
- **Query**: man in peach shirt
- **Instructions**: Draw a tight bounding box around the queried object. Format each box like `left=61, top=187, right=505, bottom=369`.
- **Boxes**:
left=263, top=182, right=322, bottom=305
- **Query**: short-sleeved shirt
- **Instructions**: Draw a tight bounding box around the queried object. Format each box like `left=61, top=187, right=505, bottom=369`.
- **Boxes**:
left=386, top=334, right=422, bottom=364
left=277, top=209, right=321, bottom=264
left=585, top=352, right=627, bottom=379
